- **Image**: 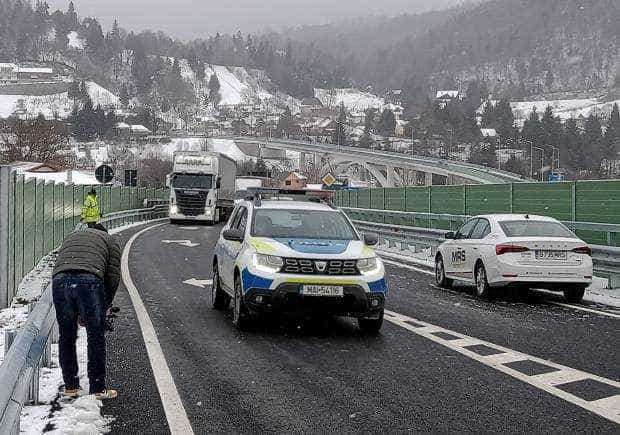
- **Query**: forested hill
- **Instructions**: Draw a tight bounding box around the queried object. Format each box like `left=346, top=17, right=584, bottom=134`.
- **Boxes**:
left=281, top=0, right=620, bottom=105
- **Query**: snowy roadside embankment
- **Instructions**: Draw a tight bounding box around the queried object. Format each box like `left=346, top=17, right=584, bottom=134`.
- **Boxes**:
left=1, top=222, right=152, bottom=434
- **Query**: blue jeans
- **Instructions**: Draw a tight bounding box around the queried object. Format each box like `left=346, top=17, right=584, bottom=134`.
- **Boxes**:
left=52, top=272, right=107, bottom=394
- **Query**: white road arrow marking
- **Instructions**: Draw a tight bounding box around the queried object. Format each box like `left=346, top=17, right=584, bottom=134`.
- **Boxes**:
left=162, top=240, right=200, bottom=247
left=182, top=278, right=213, bottom=288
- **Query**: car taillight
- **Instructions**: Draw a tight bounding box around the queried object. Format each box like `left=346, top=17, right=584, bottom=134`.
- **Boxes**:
left=496, top=244, right=530, bottom=255
left=572, top=246, right=592, bottom=256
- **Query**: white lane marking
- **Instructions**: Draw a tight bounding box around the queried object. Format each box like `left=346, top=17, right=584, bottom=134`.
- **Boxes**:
left=384, top=309, right=620, bottom=424
left=162, top=239, right=200, bottom=248
left=383, top=257, right=620, bottom=319
left=548, top=301, right=620, bottom=320
left=182, top=278, right=213, bottom=288
left=122, top=223, right=195, bottom=435
left=382, top=258, right=434, bottom=277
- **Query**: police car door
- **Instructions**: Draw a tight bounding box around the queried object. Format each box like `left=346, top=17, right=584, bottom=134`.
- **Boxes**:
left=222, top=207, right=248, bottom=290
left=448, top=219, right=479, bottom=280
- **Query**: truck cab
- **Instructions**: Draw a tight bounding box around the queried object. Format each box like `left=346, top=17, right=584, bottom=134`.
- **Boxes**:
left=168, top=151, right=236, bottom=224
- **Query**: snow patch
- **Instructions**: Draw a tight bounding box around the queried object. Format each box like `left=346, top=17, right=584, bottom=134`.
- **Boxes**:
left=511, top=98, right=620, bottom=127
left=67, top=31, right=85, bottom=50
left=314, top=88, right=385, bottom=111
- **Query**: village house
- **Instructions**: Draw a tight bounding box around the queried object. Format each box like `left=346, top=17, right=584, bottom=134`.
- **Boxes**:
left=281, top=171, right=308, bottom=189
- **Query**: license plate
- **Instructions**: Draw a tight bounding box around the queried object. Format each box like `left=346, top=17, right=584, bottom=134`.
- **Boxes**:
left=535, top=250, right=567, bottom=260
left=301, top=285, right=344, bottom=297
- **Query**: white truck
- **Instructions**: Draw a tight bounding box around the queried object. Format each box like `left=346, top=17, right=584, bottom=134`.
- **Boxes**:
left=168, top=151, right=236, bottom=224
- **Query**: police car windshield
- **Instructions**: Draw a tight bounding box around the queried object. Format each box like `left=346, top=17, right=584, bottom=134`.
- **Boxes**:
left=252, top=209, right=357, bottom=240
left=499, top=220, right=575, bottom=238
left=172, top=174, right=213, bottom=189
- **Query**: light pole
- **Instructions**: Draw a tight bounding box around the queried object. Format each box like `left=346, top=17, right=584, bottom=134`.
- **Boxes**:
left=532, top=146, right=544, bottom=182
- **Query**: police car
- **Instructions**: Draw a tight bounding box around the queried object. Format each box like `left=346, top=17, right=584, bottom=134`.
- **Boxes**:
left=211, top=189, right=387, bottom=332
left=435, top=214, right=593, bottom=302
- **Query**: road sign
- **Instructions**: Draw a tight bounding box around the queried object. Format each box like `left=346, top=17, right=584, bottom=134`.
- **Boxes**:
left=322, top=173, right=336, bottom=187
left=95, top=164, right=114, bottom=184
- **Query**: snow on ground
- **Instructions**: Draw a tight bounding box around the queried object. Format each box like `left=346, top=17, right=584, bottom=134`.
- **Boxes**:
left=206, top=65, right=249, bottom=106
left=314, top=88, right=385, bottom=110
left=67, top=31, right=85, bottom=50
left=16, top=169, right=100, bottom=185
left=14, top=221, right=158, bottom=434
left=510, top=98, right=620, bottom=127
left=0, top=82, right=119, bottom=120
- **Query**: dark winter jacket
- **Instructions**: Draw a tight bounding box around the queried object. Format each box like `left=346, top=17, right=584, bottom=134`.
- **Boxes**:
left=53, top=229, right=122, bottom=307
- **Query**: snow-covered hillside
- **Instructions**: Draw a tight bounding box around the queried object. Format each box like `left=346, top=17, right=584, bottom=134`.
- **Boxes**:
left=314, top=88, right=385, bottom=110
left=510, top=98, right=620, bottom=127
left=0, top=82, right=120, bottom=119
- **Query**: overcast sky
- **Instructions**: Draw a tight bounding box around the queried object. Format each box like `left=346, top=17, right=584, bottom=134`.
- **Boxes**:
left=46, top=0, right=470, bottom=39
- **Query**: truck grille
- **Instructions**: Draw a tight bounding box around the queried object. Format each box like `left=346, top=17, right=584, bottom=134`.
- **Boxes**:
left=282, top=258, right=359, bottom=275
left=175, top=189, right=208, bottom=216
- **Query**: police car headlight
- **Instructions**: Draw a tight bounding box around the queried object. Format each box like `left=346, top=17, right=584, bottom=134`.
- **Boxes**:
left=170, top=205, right=178, bottom=214
left=253, top=254, right=283, bottom=273
left=357, top=257, right=381, bottom=275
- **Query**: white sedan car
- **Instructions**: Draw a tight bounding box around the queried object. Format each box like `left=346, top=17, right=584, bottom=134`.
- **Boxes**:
left=435, top=214, right=593, bottom=302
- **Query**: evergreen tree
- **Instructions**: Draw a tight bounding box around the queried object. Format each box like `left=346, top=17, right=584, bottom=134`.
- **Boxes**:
left=67, top=81, right=80, bottom=101
left=380, top=109, right=396, bottom=137
left=364, top=108, right=377, bottom=134
left=521, top=108, right=543, bottom=148
left=332, top=103, right=348, bottom=146
left=541, top=105, right=562, bottom=148
left=119, top=83, right=130, bottom=107
left=603, top=103, right=620, bottom=160
left=208, top=73, right=221, bottom=106
left=563, top=118, right=585, bottom=171
left=583, top=114, right=604, bottom=171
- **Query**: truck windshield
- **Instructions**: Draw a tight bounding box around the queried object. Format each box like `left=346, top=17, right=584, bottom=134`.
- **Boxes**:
left=172, top=174, right=213, bottom=189
left=251, top=209, right=358, bottom=240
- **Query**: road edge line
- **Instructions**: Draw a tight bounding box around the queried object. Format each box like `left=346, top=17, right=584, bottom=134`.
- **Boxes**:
left=121, top=222, right=195, bottom=435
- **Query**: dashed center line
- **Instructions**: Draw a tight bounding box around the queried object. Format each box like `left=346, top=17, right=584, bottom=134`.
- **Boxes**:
left=384, top=309, right=620, bottom=424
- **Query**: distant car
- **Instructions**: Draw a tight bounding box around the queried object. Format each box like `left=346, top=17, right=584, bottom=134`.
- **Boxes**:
left=435, top=214, right=593, bottom=302
left=212, top=189, right=387, bottom=332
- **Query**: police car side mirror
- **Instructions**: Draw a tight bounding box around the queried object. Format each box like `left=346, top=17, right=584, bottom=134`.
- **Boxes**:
left=445, top=231, right=456, bottom=240
left=223, top=229, right=244, bottom=242
left=363, top=233, right=378, bottom=246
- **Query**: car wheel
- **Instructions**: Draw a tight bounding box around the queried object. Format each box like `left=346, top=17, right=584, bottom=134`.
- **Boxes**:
left=211, top=263, right=229, bottom=310
left=474, top=263, right=492, bottom=298
left=435, top=256, right=453, bottom=289
left=563, top=286, right=586, bottom=303
left=358, top=309, right=384, bottom=334
left=232, top=276, right=250, bottom=330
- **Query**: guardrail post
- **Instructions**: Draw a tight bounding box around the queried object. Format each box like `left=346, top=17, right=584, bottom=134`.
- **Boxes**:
left=29, top=364, right=40, bottom=405
left=0, top=166, right=11, bottom=309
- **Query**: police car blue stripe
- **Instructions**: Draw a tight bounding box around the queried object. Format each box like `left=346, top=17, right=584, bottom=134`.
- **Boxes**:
left=241, top=268, right=273, bottom=293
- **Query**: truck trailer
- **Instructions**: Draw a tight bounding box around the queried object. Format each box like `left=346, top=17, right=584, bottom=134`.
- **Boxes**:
left=167, top=151, right=236, bottom=224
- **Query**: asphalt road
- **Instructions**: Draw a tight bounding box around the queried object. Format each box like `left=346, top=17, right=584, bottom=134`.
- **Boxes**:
left=104, top=222, right=620, bottom=433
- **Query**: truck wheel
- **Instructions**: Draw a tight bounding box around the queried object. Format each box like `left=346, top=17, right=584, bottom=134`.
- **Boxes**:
left=474, top=263, right=492, bottom=299
left=358, top=309, right=384, bottom=334
left=233, top=277, right=251, bottom=330
left=211, top=264, right=230, bottom=310
left=563, top=286, right=586, bottom=303
left=435, top=255, right=453, bottom=289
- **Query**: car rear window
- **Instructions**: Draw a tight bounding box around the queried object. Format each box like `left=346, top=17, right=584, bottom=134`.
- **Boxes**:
left=499, top=220, right=575, bottom=238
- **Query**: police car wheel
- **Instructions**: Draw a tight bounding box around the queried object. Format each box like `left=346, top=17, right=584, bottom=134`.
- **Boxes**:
left=474, top=263, right=492, bottom=298
left=563, top=285, right=586, bottom=303
left=232, top=278, right=250, bottom=330
left=435, top=256, right=453, bottom=289
left=211, top=264, right=229, bottom=310
left=358, top=310, right=384, bottom=334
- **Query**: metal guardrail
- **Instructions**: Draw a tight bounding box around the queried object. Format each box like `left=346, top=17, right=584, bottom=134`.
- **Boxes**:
left=350, top=215, right=620, bottom=289
left=0, top=204, right=168, bottom=434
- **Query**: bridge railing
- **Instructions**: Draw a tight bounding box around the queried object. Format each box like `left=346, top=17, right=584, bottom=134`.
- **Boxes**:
left=0, top=204, right=168, bottom=435
left=345, top=211, right=620, bottom=288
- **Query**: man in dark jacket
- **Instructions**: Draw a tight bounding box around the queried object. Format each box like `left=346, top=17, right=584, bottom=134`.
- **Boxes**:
left=52, top=223, right=121, bottom=400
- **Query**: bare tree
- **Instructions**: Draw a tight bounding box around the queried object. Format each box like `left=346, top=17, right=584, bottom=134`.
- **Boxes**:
left=0, top=116, right=70, bottom=167
left=138, top=158, right=173, bottom=188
